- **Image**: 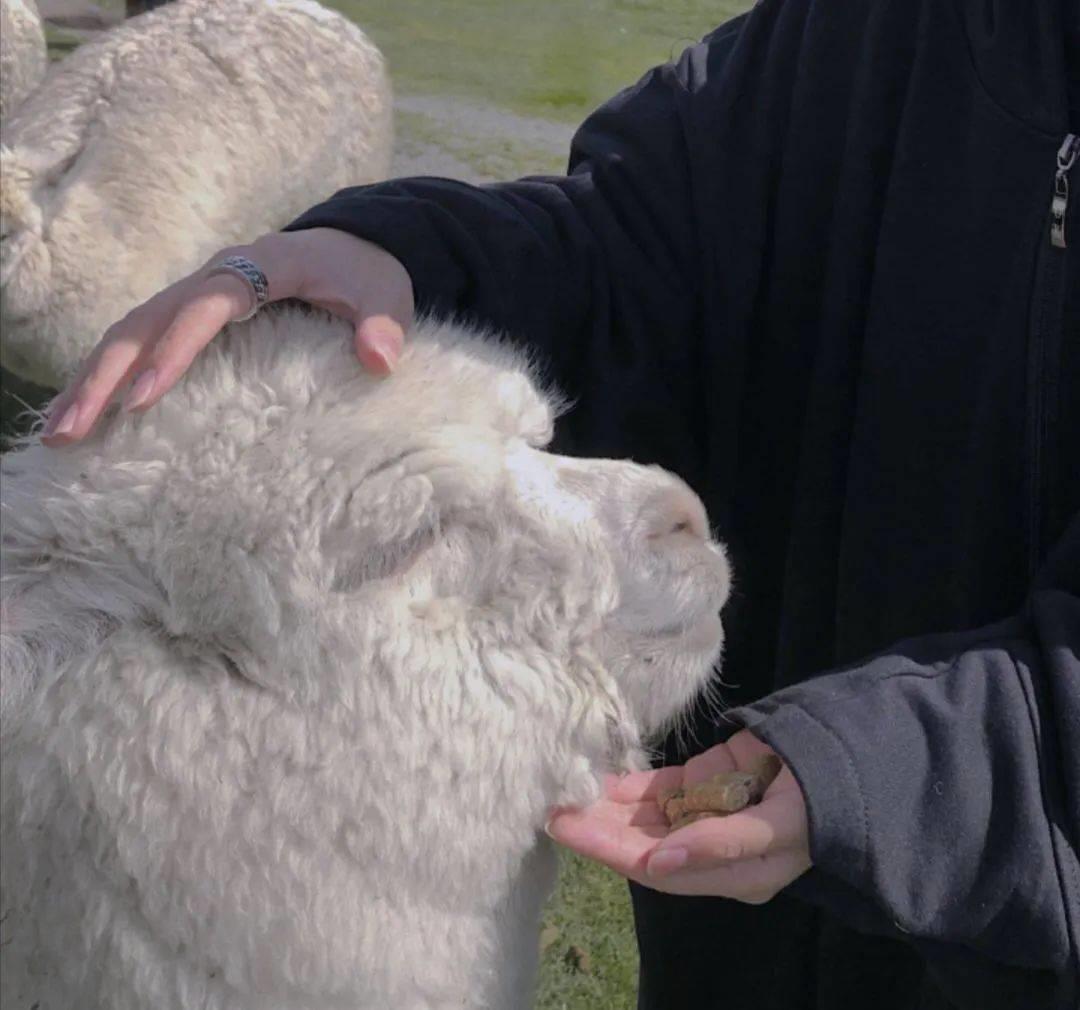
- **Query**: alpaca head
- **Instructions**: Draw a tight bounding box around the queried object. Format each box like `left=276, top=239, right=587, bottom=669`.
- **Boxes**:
left=0, top=146, right=41, bottom=255
left=0, top=310, right=729, bottom=761
left=0, top=144, right=53, bottom=380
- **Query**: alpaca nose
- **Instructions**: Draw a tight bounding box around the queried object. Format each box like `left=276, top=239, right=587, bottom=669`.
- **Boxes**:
left=641, top=478, right=710, bottom=543
left=638, top=469, right=732, bottom=611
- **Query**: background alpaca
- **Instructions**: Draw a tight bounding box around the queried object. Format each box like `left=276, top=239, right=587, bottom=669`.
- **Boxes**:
left=0, top=0, right=393, bottom=390
left=0, top=310, right=731, bottom=1010
left=0, top=0, right=45, bottom=120
left=0, top=0, right=48, bottom=444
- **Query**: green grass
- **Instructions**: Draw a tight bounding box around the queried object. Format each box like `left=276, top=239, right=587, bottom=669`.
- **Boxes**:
left=536, top=852, right=640, bottom=1010
left=326, top=0, right=750, bottom=123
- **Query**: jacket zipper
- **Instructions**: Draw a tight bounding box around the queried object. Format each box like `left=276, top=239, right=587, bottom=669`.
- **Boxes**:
left=1027, top=133, right=1077, bottom=579
left=1050, top=134, right=1079, bottom=248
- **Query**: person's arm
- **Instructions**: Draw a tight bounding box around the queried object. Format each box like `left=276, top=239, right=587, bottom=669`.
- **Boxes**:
left=44, top=19, right=748, bottom=445
left=549, top=516, right=1080, bottom=1009
left=721, top=515, right=1080, bottom=1008
left=283, top=20, right=746, bottom=405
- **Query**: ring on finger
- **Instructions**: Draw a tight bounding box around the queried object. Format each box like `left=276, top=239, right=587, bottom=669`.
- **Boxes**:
left=205, top=255, right=270, bottom=322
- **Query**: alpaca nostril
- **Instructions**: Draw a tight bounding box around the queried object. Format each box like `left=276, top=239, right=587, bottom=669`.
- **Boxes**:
left=636, top=473, right=710, bottom=542
left=648, top=515, right=700, bottom=540
left=666, top=506, right=708, bottom=540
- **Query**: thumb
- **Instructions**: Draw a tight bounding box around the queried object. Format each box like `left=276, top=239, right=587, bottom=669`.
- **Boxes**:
left=353, top=312, right=406, bottom=375
left=647, top=790, right=807, bottom=878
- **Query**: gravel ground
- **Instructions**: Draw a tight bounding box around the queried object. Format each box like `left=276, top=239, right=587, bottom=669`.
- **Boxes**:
left=392, top=93, right=575, bottom=183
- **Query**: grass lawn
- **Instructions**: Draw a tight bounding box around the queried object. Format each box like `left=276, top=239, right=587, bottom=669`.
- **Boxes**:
left=535, top=851, right=641, bottom=1009
left=329, top=0, right=751, bottom=124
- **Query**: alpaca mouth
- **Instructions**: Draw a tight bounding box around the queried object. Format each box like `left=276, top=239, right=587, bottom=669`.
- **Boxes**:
left=674, top=610, right=724, bottom=651
left=649, top=608, right=723, bottom=648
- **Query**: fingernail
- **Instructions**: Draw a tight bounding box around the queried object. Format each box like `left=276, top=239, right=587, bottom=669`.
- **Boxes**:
left=543, top=817, right=557, bottom=840
left=367, top=345, right=395, bottom=374
left=368, top=325, right=402, bottom=368
left=373, top=336, right=399, bottom=371
left=124, top=369, right=156, bottom=411
left=647, top=847, right=688, bottom=878
left=46, top=403, right=79, bottom=438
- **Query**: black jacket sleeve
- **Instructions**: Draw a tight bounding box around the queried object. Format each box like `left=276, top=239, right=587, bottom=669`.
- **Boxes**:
left=724, top=515, right=1080, bottom=1010
left=284, top=22, right=745, bottom=433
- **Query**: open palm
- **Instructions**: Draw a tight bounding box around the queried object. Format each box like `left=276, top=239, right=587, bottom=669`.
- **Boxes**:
left=547, top=729, right=812, bottom=903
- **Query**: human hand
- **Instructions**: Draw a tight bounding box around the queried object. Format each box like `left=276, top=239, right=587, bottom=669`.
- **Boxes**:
left=546, top=730, right=811, bottom=903
left=41, top=228, right=414, bottom=444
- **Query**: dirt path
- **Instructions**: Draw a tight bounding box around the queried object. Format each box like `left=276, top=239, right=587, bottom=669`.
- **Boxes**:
left=391, top=93, right=576, bottom=183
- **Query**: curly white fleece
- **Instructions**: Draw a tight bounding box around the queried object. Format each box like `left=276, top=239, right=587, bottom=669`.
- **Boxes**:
left=0, top=0, right=45, bottom=121
left=0, top=310, right=731, bottom=1010
left=0, top=0, right=392, bottom=388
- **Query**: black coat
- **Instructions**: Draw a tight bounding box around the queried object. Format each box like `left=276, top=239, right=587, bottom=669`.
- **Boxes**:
left=287, top=1, right=1080, bottom=1006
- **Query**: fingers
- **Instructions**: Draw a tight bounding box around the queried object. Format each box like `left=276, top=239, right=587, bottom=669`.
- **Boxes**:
left=610, top=742, right=740, bottom=803
left=42, top=273, right=248, bottom=443
left=42, top=302, right=168, bottom=443
left=547, top=794, right=811, bottom=903
left=725, top=727, right=779, bottom=765
left=354, top=313, right=405, bottom=375
left=546, top=801, right=669, bottom=878
left=613, top=737, right=757, bottom=801
left=286, top=228, right=413, bottom=374
left=41, top=338, right=137, bottom=442
left=681, top=744, right=738, bottom=787
left=644, top=848, right=812, bottom=901
left=646, top=789, right=808, bottom=873
left=553, top=732, right=809, bottom=906
left=122, top=274, right=252, bottom=413
left=41, top=230, right=416, bottom=446
left=609, top=765, right=684, bottom=803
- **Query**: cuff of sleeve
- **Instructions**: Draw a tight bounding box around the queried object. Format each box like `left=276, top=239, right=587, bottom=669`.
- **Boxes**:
left=723, top=702, right=872, bottom=891
left=283, top=187, right=471, bottom=320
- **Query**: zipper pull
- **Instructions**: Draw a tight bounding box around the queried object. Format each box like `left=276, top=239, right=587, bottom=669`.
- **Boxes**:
left=1051, top=133, right=1079, bottom=249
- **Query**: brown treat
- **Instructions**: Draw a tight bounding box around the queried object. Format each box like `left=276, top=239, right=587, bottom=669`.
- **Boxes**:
left=745, top=753, right=784, bottom=796
left=657, top=786, right=687, bottom=825
left=656, top=785, right=684, bottom=811
left=661, top=794, right=688, bottom=824
left=678, top=772, right=755, bottom=814
left=660, top=754, right=785, bottom=829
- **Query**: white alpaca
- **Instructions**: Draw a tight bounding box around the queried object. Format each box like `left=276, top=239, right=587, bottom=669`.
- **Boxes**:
left=0, top=0, right=45, bottom=121
left=0, top=0, right=393, bottom=388
left=0, top=311, right=731, bottom=1010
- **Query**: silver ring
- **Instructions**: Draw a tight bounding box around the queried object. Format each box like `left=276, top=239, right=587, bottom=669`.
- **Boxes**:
left=205, top=255, right=270, bottom=322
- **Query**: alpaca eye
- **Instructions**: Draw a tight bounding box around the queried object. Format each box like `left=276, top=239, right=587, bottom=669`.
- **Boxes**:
left=670, top=520, right=691, bottom=534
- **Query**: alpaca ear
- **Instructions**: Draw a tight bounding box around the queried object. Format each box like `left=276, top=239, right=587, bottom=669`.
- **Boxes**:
left=487, top=369, right=558, bottom=447
left=152, top=448, right=452, bottom=697
left=318, top=426, right=504, bottom=593
left=319, top=462, right=439, bottom=593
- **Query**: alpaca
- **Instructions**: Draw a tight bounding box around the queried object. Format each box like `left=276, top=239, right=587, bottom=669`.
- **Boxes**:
left=0, top=310, right=731, bottom=1010
left=0, top=0, right=393, bottom=389
left=0, top=0, right=48, bottom=440
left=0, top=0, right=45, bottom=121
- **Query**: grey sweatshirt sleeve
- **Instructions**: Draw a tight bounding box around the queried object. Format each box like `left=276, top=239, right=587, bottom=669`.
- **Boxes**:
left=724, top=516, right=1080, bottom=1010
